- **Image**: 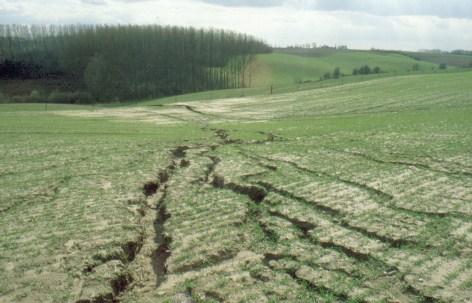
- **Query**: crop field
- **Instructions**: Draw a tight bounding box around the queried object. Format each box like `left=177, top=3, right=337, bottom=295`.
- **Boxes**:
left=1, top=71, right=472, bottom=303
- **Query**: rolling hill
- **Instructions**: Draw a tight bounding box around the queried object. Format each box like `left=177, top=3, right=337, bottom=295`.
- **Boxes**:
left=248, top=49, right=440, bottom=87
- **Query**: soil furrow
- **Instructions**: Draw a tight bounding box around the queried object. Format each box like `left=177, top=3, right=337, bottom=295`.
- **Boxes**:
left=172, top=251, right=239, bottom=274
left=153, top=188, right=172, bottom=287
left=207, top=169, right=401, bottom=286
left=203, top=156, right=220, bottom=183
left=256, top=180, right=343, bottom=217
left=404, top=282, right=442, bottom=303
left=262, top=254, right=359, bottom=302
left=181, top=104, right=222, bottom=120
left=245, top=152, right=472, bottom=221
left=267, top=210, right=316, bottom=237
left=332, top=148, right=472, bottom=179
left=211, top=175, right=267, bottom=204
left=256, top=181, right=419, bottom=249
left=251, top=153, right=394, bottom=201
left=79, top=152, right=181, bottom=302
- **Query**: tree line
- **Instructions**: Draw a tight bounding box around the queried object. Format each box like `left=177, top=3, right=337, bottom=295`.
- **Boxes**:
left=320, top=65, right=382, bottom=80
left=0, top=25, right=271, bottom=102
left=353, top=65, right=381, bottom=75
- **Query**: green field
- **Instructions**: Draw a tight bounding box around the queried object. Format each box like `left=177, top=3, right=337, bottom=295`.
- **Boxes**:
left=1, top=71, right=472, bottom=302
left=249, top=50, right=440, bottom=87
left=400, top=51, right=472, bottom=68
left=139, top=72, right=413, bottom=106
left=1, top=49, right=459, bottom=105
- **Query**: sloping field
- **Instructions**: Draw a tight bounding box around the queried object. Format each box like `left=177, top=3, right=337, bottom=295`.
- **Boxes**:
left=1, top=71, right=472, bottom=303
left=250, top=51, right=439, bottom=87
left=400, top=51, right=472, bottom=68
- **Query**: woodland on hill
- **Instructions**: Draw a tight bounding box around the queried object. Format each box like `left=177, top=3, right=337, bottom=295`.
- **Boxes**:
left=0, top=25, right=271, bottom=102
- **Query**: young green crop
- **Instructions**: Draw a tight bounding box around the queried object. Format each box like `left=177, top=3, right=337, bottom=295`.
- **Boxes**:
left=1, top=71, right=472, bottom=302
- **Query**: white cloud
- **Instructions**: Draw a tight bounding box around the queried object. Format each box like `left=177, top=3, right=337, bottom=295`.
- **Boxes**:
left=0, top=0, right=471, bottom=51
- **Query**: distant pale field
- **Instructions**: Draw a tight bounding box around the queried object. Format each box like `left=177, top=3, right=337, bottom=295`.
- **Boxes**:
left=1, top=71, right=472, bottom=303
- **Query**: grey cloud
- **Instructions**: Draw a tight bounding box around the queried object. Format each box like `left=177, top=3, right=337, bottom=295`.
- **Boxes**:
left=197, top=0, right=472, bottom=19
left=111, top=0, right=159, bottom=2
left=306, top=0, right=472, bottom=19
left=197, top=0, right=283, bottom=7
left=0, top=10, right=30, bottom=23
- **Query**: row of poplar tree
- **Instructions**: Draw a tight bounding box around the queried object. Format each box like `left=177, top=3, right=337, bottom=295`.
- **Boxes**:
left=0, top=25, right=271, bottom=102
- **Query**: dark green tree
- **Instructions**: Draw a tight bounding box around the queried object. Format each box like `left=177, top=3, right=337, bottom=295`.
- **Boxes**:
left=83, top=55, right=107, bottom=101
left=333, top=67, right=341, bottom=79
left=359, top=65, right=371, bottom=75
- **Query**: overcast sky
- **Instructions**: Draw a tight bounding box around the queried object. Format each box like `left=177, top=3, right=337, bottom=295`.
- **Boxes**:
left=1, top=0, right=472, bottom=51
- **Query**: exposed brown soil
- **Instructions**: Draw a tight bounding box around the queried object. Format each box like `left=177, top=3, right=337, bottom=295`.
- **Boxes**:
left=143, top=181, right=159, bottom=197
left=172, top=146, right=190, bottom=158
left=153, top=198, right=172, bottom=287
left=268, top=210, right=316, bottom=236
left=211, top=175, right=267, bottom=204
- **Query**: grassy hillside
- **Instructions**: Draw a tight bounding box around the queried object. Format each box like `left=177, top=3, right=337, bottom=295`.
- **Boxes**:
left=141, top=69, right=469, bottom=107
left=400, top=51, right=472, bottom=67
left=2, top=71, right=472, bottom=302
left=249, top=50, right=439, bottom=87
left=139, top=71, right=412, bottom=106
